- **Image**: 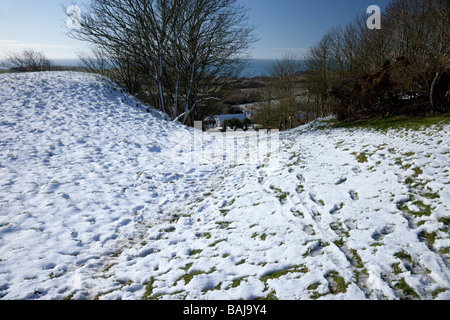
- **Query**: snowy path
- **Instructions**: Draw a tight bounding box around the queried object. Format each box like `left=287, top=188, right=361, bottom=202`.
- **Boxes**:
left=0, top=72, right=449, bottom=300
left=123, top=125, right=449, bottom=300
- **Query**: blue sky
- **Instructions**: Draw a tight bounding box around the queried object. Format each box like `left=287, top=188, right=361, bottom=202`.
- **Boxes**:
left=0, top=0, right=90, bottom=59
left=0, top=0, right=391, bottom=60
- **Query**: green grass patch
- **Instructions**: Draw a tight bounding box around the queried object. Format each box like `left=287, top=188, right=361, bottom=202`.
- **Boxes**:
left=209, top=239, right=227, bottom=247
left=395, top=277, right=420, bottom=299
left=63, top=291, right=77, bottom=300
left=333, top=238, right=345, bottom=247
left=142, top=277, right=159, bottom=300
left=257, top=290, right=278, bottom=300
left=260, top=264, right=309, bottom=283
left=422, top=190, right=440, bottom=199
left=438, top=217, right=450, bottom=226
left=334, top=114, right=450, bottom=131
left=235, top=259, right=246, bottom=266
left=392, top=262, right=403, bottom=275
left=326, top=270, right=349, bottom=295
left=202, top=232, right=212, bottom=239
left=419, top=231, right=437, bottom=247
left=181, top=262, right=194, bottom=272
left=403, top=151, right=415, bottom=157
left=269, top=185, right=290, bottom=203
left=349, top=249, right=364, bottom=268
left=394, top=250, right=415, bottom=265
left=431, top=287, right=449, bottom=299
left=307, top=283, right=320, bottom=291
left=231, top=277, right=245, bottom=288
left=398, top=196, right=433, bottom=218
left=352, top=152, right=368, bottom=163
left=190, top=249, right=202, bottom=256
left=412, top=167, right=423, bottom=178
left=401, top=163, right=413, bottom=170
left=175, top=267, right=217, bottom=287
left=176, top=271, right=202, bottom=286
left=411, top=199, right=432, bottom=217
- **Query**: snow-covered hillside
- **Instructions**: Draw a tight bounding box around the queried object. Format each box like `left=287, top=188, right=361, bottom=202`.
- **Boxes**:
left=0, top=72, right=449, bottom=300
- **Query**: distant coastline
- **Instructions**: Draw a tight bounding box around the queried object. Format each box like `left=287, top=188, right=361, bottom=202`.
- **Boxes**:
left=240, top=59, right=306, bottom=77
left=1, top=58, right=306, bottom=77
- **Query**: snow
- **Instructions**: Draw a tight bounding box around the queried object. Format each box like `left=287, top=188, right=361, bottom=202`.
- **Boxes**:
left=1, top=71, right=449, bottom=300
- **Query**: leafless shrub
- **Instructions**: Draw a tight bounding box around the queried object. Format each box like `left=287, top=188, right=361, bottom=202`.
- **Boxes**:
left=2, top=49, right=52, bottom=72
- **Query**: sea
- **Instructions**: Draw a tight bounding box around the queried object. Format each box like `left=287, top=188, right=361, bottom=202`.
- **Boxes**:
left=241, top=59, right=277, bottom=77
left=1, top=59, right=306, bottom=77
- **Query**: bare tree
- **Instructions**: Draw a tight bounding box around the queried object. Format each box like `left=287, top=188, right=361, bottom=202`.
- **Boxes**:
left=67, top=0, right=170, bottom=113
left=420, top=0, right=449, bottom=112
left=77, top=46, right=143, bottom=95
left=76, top=47, right=112, bottom=76
left=173, top=0, right=256, bottom=125
left=66, top=0, right=256, bottom=123
left=254, top=85, right=278, bottom=129
left=304, top=34, right=336, bottom=118
left=386, top=0, right=449, bottom=111
left=308, top=0, right=449, bottom=120
left=254, top=54, right=302, bottom=130
left=2, top=49, right=52, bottom=72
left=268, top=53, right=302, bottom=129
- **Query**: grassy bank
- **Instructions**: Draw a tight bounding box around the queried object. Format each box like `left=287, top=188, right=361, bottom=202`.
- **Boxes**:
left=333, top=114, right=450, bottom=131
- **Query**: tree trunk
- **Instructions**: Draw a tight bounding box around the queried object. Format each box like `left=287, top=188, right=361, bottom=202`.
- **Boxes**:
left=429, top=68, right=444, bottom=112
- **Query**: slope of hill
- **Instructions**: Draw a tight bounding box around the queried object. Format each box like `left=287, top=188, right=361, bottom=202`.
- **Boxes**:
left=0, top=72, right=449, bottom=300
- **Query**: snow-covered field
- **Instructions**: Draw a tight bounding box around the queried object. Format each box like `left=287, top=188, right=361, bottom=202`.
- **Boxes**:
left=0, top=72, right=449, bottom=300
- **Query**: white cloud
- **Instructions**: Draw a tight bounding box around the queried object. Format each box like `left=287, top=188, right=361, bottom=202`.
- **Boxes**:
left=0, top=40, right=81, bottom=60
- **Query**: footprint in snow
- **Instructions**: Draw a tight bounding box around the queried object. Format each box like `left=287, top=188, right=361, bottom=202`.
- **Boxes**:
left=307, top=241, right=325, bottom=257
left=132, top=205, right=145, bottom=213
left=352, top=166, right=361, bottom=174
left=116, top=218, right=132, bottom=227
left=310, top=206, right=321, bottom=221
left=309, top=192, right=317, bottom=203
left=329, top=203, right=344, bottom=215
left=41, top=181, right=60, bottom=193
left=349, top=190, right=359, bottom=201
left=290, top=207, right=303, bottom=218
left=303, top=224, right=315, bottom=236
left=371, top=225, right=394, bottom=241
left=76, top=137, right=87, bottom=144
